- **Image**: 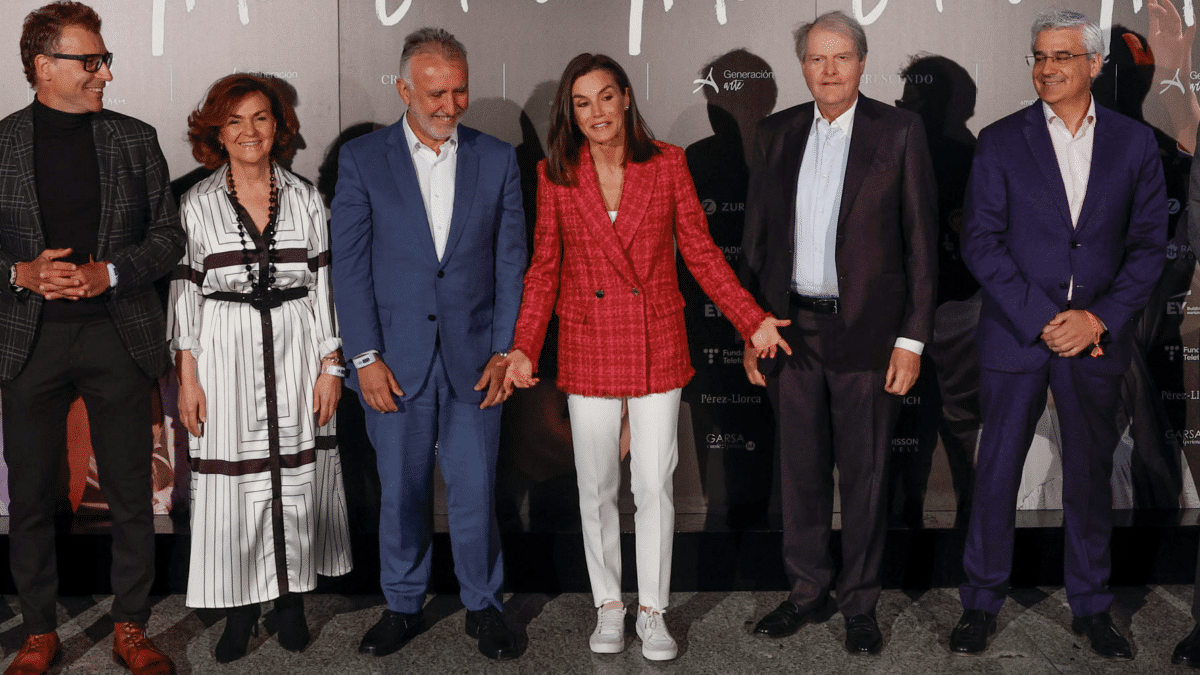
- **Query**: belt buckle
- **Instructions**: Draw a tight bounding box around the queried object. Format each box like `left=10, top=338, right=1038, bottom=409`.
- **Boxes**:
left=249, top=287, right=282, bottom=311
left=817, top=298, right=839, bottom=313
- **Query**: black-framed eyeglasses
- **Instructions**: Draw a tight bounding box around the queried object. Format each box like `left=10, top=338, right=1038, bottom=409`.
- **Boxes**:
left=51, top=52, right=113, bottom=73
left=1026, top=52, right=1093, bottom=66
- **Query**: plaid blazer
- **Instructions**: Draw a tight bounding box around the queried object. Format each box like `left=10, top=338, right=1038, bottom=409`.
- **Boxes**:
left=512, top=142, right=767, bottom=398
left=0, top=104, right=184, bottom=380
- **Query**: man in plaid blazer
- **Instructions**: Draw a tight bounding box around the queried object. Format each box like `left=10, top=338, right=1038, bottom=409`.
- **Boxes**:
left=0, top=4, right=183, bottom=674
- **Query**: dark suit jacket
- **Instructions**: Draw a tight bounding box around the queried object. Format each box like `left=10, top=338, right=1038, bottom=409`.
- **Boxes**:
left=741, top=95, right=938, bottom=371
left=331, top=122, right=527, bottom=404
left=962, top=102, right=1167, bottom=375
left=0, top=104, right=185, bottom=380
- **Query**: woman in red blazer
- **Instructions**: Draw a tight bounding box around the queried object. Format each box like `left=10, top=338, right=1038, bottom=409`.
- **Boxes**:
left=505, top=54, right=788, bottom=661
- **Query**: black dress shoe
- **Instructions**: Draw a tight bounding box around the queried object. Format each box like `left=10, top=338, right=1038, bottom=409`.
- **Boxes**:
left=215, top=604, right=261, bottom=664
left=1071, top=611, right=1132, bottom=659
left=271, top=593, right=310, bottom=652
left=949, top=609, right=996, bottom=655
left=844, top=614, right=882, bottom=655
left=359, top=608, right=425, bottom=657
left=1173, top=624, right=1200, bottom=667
left=465, top=606, right=519, bottom=660
left=754, top=601, right=811, bottom=638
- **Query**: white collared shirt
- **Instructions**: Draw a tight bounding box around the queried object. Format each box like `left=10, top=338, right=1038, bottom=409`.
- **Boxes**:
left=1043, top=97, right=1096, bottom=229
left=793, top=100, right=855, bottom=299
left=1044, top=97, right=1096, bottom=303
left=402, top=113, right=458, bottom=261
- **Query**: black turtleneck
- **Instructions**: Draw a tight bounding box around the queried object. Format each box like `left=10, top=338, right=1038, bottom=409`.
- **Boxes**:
left=32, top=97, right=106, bottom=321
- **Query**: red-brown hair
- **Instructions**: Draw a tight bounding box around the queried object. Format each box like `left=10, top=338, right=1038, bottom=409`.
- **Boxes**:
left=20, top=1, right=101, bottom=87
left=187, top=74, right=300, bottom=169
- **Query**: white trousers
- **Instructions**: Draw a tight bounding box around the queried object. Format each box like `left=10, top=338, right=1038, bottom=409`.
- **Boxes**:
left=567, top=388, right=681, bottom=611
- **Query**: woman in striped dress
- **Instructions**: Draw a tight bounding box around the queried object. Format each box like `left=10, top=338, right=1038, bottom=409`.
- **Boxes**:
left=168, top=74, right=352, bottom=663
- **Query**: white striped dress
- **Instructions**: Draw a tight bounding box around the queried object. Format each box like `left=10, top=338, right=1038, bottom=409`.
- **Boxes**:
left=168, top=163, right=352, bottom=608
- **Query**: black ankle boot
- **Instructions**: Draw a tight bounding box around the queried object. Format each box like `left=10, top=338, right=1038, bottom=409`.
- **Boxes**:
left=273, top=593, right=309, bottom=652
left=215, top=603, right=261, bottom=663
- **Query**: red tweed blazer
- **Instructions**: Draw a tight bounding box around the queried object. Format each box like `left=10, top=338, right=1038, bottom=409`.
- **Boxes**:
left=511, top=141, right=767, bottom=398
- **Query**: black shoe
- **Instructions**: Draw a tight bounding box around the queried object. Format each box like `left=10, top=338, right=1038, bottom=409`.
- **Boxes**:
left=949, top=609, right=996, bottom=655
left=1173, top=624, right=1200, bottom=667
left=465, top=606, right=519, bottom=660
left=1071, top=611, right=1132, bottom=660
left=272, top=593, right=310, bottom=652
left=358, top=608, right=426, bottom=657
left=754, top=599, right=827, bottom=638
left=215, top=604, right=261, bottom=664
left=844, top=614, right=882, bottom=655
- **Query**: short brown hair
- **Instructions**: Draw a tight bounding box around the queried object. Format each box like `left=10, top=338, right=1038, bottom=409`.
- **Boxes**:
left=20, top=1, right=102, bottom=87
left=187, top=74, right=300, bottom=169
left=545, top=53, right=659, bottom=187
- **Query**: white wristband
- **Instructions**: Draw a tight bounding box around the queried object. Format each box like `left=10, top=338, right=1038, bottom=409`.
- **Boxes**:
left=324, top=364, right=347, bottom=378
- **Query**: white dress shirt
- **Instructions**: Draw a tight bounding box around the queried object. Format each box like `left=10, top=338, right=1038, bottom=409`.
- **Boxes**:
left=402, top=113, right=458, bottom=262
left=792, top=99, right=923, bottom=356
left=1044, top=97, right=1096, bottom=303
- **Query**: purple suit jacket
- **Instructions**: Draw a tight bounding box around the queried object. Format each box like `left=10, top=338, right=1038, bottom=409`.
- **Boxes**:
left=962, top=101, right=1167, bottom=375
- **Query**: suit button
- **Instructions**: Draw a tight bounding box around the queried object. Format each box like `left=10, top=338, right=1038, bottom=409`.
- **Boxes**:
left=632, top=288, right=640, bottom=296
left=437, top=270, right=445, bottom=278
left=1070, top=241, right=1080, bottom=249
left=427, top=314, right=436, bottom=321
left=595, top=290, right=605, bottom=298
left=1059, top=282, right=1068, bottom=289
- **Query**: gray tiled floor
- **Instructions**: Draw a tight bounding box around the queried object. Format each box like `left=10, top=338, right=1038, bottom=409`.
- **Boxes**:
left=6, top=587, right=1198, bottom=674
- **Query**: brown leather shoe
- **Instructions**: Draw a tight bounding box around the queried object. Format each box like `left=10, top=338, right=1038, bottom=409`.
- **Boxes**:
left=3, top=632, right=60, bottom=675
left=112, top=622, right=174, bottom=675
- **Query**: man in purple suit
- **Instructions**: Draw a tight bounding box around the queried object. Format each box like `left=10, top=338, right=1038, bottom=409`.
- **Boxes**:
left=949, top=9, right=1167, bottom=659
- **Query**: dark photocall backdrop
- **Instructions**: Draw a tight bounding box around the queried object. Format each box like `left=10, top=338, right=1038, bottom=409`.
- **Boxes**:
left=0, top=0, right=1198, bottom=531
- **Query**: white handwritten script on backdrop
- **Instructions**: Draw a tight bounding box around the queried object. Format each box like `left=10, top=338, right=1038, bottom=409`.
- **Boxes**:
left=149, top=0, right=1196, bottom=58
left=374, top=0, right=1196, bottom=56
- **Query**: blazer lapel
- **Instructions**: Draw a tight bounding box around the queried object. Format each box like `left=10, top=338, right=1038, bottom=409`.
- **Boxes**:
left=12, top=108, right=44, bottom=250
left=92, top=115, right=116, bottom=256
left=442, top=133, right=477, bottom=264
left=837, top=97, right=882, bottom=232
left=575, top=144, right=638, bottom=284
left=614, top=156, right=654, bottom=252
left=779, top=105, right=812, bottom=245
left=1074, top=106, right=1113, bottom=233
left=384, top=121, right=438, bottom=260
left=1020, top=103, right=1073, bottom=228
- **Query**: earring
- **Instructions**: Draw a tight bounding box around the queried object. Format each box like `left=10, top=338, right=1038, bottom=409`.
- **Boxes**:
left=625, top=105, right=629, bottom=110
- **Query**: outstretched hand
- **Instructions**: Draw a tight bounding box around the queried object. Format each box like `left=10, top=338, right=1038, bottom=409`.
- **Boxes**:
left=750, top=315, right=792, bottom=359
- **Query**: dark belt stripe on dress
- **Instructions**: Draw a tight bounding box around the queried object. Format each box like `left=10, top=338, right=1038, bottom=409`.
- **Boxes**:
left=188, top=438, right=334, bottom=477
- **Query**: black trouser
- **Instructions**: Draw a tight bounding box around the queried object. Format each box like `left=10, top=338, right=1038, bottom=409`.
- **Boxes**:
left=1, top=319, right=155, bottom=634
left=769, top=305, right=900, bottom=617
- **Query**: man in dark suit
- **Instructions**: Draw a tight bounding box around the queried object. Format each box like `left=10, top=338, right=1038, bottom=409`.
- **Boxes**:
left=0, top=4, right=184, bottom=675
left=331, top=27, right=526, bottom=661
left=741, top=10, right=937, bottom=655
left=949, top=10, right=1166, bottom=659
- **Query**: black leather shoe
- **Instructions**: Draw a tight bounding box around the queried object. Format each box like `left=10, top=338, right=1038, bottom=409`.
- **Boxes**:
left=358, top=609, right=425, bottom=657
left=754, top=601, right=811, bottom=638
left=465, top=606, right=519, bottom=660
left=1173, top=624, right=1200, bottom=667
left=1071, top=612, right=1132, bottom=660
left=949, top=609, right=996, bottom=655
left=271, top=593, right=310, bottom=652
left=844, top=614, right=882, bottom=655
left=215, top=604, right=260, bottom=664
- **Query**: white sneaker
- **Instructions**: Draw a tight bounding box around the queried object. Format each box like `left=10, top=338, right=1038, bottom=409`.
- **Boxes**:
left=589, top=605, right=627, bottom=653
left=635, top=608, right=678, bottom=660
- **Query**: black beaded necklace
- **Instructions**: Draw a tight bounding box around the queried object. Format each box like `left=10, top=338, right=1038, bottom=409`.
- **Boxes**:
left=226, top=166, right=279, bottom=291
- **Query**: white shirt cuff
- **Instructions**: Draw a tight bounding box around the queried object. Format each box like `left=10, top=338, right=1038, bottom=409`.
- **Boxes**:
left=106, top=262, right=118, bottom=287
left=894, top=337, right=924, bottom=356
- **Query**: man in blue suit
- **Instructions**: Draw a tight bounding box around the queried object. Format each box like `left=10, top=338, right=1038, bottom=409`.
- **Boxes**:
left=949, top=9, right=1166, bottom=659
left=331, top=27, right=526, bottom=661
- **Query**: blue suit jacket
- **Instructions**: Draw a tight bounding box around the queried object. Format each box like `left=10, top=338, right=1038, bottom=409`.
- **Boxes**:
left=330, top=121, right=526, bottom=403
left=962, top=102, right=1167, bottom=375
